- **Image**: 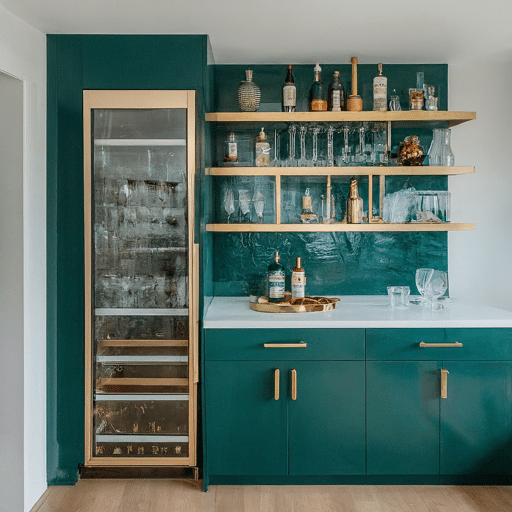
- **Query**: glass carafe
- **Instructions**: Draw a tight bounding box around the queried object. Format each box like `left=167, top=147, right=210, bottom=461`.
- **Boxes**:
left=438, top=128, right=454, bottom=166
left=427, top=128, right=442, bottom=166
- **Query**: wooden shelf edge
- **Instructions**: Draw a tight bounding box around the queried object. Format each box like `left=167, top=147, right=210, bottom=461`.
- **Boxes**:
left=99, top=339, right=189, bottom=348
left=207, top=166, right=475, bottom=177
left=206, top=223, right=475, bottom=233
left=205, top=111, right=476, bottom=124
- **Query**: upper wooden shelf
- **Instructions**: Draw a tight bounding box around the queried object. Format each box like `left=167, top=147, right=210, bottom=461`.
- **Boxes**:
left=205, top=111, right=476, bottom=127
left=207, top=166, right=475, bottom=177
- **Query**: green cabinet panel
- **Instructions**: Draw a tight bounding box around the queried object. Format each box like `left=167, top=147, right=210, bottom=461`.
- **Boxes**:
left=367, top=361, right=440, bottom=475
left=205, top=360, right=288, bottom=476
left=441, top=362, right=512, bottom=475
left=205, top=328, right=364, bottom=361
left=444, top=329, right=512, bottom=360
left=289, top=361, right=365, bottom=475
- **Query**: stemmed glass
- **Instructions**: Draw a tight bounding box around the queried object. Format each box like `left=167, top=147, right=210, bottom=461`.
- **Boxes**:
left=424, top=270, right=448, bottom=310
left=415, top=268, right=434, bottom=303
left=223, top=187, right=235, bottom=223
left=252, top=190, right=264, bottom=223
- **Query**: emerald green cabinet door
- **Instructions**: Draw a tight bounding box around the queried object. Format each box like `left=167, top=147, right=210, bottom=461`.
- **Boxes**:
left=441, top=362, right=512, bottom=475
left=288, top=361, right=365, bottom=475
left=205, top=361, right=288, bottom=476
left=367, top=361, right=440, bottom=475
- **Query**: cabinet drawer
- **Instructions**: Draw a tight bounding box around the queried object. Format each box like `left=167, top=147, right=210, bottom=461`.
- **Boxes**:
left=367, top=328, right=512, bottom=361
left=205, top=328, right=364, bottom=361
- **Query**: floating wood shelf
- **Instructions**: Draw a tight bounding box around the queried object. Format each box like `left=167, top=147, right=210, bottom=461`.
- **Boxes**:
left=207, top=166, right=475, bottom=177
left=206, top=111, right=476, bottom=127
left=99, top=339, right=189, bottom=348
left=206, top=223, right=475, bottom=233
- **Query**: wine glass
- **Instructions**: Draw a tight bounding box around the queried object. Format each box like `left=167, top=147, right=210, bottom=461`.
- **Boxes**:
left=415, top=268, right=434, bottom=303
left=238, top=189, right=251, bottom=222
left=223, top=187, right=235, bottom=223
left=424, top=270, right=448, bottom=311
left=252, top=190, right=264, bottom=223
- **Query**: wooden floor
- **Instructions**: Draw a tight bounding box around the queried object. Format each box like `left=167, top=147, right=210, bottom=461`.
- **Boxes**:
left=32, top=480, right=512, bottom=512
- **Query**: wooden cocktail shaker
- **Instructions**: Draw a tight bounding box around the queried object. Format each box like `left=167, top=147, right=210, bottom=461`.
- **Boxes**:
left=346, top=57, right=363, bottom=112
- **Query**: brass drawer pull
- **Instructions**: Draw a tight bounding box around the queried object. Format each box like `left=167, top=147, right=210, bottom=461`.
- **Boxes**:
left=263, top=342, right=307, bottom=348
left=291, top=369, right=297, bottom=400
left=419, top=341, right=463, bottom=348
left=274, top=369, right=280, bottom=401
left=441, top=369, right=449, bottom=399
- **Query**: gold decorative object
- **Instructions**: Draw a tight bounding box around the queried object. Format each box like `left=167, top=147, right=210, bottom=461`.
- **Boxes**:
left=398, top=135, right=425, bottom=166
left=347, top=178, right=363, bottom=224
left=238, top=69, right=261, bottom=112
left=250, top=296, right=339, bottom=313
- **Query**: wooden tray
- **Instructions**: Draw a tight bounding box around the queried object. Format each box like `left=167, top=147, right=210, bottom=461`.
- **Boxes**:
left=249, top=297, right=339, bottom=314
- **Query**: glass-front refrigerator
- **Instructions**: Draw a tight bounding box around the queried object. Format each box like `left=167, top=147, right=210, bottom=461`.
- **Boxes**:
left=83, top=90, right=198, bottom=467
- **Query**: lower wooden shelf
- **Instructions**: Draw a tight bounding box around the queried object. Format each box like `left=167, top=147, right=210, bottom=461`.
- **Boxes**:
left=206, top=223, right=475, bottom=233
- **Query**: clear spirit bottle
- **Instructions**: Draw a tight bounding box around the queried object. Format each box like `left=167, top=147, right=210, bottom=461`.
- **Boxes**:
left=373, top=63, right=387, bottom=112
left=328, top=71, right=345, bottom=111
left=282, top=65, right=296, bottom=112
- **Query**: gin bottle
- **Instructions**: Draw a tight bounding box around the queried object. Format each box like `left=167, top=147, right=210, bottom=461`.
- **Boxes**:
left=268, top=251, right=285, bottom=303
left=309, top=62, right=327, bottom=111
left=282, top=65, right=296, bottom=112
left=328, top=71, right=345, bottom=111
left=373, top=63, right=387, bottom=112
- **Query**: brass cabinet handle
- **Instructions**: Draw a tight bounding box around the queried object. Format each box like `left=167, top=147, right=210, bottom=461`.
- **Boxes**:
left=419, top=341, right=463, bottom=348
left=274, top=369, right=280, bottom=401
left=441, top=369, right=449, bottom=399
left=263, top=342, right=307, bottom=348
left=291, top=369, right=297, bottom=400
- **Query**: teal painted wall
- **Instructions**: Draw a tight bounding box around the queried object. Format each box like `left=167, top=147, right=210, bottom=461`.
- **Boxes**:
left=210, top=64, right=449, bottom=296
left=46, top=34, right=210, bottom=485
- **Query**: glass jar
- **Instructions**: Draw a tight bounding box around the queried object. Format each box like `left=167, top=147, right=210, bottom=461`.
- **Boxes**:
left=398, top=135, right=425, bottom=166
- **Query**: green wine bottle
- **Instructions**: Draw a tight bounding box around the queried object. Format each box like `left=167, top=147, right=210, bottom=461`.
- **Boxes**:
left=268, top=251, right=285, bottom=303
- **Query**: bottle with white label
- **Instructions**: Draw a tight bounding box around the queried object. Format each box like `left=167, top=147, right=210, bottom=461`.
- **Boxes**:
left=328, top=71, right=345, bottom=112
left=373, top=63, right=387, bottom=112
left=291, top=257, right=306, bottom=299
left=268, top=251, right=285, bottom=303
left=282, top=65, right=296, bottom=112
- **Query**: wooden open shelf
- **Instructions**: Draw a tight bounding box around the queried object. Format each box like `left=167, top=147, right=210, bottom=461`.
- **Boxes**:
left=96, top=378, right=189, bottom=394
left=206, top=223, right=475, bottom=233
left=99, top=339, right=189, bottom=348
left=207, top=166, right=475, bottom=177
left=206, top=111, right=476, bottom=127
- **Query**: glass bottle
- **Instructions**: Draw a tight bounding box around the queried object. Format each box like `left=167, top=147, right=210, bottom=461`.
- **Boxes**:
left=309, top=62, right=327, bottom=111
left=328, top=71, right=345, bottom=112
left=223, top=132, right=238, bottom=165
left=300, top=188, right=318, bottom=223
left=346, top=178, right=363, bottom=224
left=268, top=251, right=285, bottom=303
left=291, top=257, right=306, bottom=299
left=238, top=69, right=261, bottom=112
left=255, top=127, right=270, bottom=167
left=373, top=63, right=387, bottom=112
left=282, top=65, right=296, bottom=113
left=389, top=89, right=402, bottom=111
left=427, top=128, right=441, bottom=166
left=438, top=128, right=454, bottom=166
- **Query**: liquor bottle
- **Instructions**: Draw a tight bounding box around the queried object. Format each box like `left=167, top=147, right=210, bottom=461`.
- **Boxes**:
left=328, top=71, right=345, bottom=112
left=268, top=251, right=285, bottom=303
left=282, top=65, right=296, bottom=112
left=309, top=62, right=327, bottom=111
left=373, top=63, right=387, bottom=112
left=346, top=178, right=363, bottom=224
left=291, top=257, right=306, bottom=299
left=255, top=127, right=270, bottom=167
left=223, top=132, right=238, bottom=164
left=299, top=188, right=318, bottom=223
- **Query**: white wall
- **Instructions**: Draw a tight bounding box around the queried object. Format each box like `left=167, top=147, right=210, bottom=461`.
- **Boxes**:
left=449, top=51, right=512, bottom=311
left=0, top=3, right=47, bottom=511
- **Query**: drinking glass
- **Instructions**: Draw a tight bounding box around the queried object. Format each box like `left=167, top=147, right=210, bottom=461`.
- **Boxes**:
left=252, top=190, right=264, bottom=223
left=425, top=270, right=448, bottom=310
left=415, top=268, right=434, bottom=303
left=223, top=187, right=235, bottom=223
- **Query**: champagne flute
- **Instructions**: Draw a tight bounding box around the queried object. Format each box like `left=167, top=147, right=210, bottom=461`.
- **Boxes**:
left=223, top=187, right=235, bottom=223
left=252, top=190, right=264, bottom=223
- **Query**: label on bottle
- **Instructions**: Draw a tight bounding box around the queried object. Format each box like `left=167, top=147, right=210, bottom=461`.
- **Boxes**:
left=283, top=85, right=296, bottom=107
left=331, top=91, right=342, bottom=111
left=227, top=142, right=237, bottom=160
left=310, top=99, right=328, bottom=111
left=373, top=77, right=387, bottom=112
left=291, top=271, right=306, bottom=299
left=268, top=270, right=285, bottom=299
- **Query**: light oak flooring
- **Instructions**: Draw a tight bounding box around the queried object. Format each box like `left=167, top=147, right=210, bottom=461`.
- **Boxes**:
left=32, top=480, right=512, bottom=512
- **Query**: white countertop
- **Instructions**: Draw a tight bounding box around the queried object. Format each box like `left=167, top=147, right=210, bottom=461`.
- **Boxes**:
left=203, top=296, right=512, bottom=329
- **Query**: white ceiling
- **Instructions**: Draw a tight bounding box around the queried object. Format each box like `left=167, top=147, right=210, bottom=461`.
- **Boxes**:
left=1, top=0, right=512, bottom=64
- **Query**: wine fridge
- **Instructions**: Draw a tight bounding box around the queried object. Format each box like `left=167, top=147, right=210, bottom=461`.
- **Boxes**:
left=83, top=90, right=198, bottom=467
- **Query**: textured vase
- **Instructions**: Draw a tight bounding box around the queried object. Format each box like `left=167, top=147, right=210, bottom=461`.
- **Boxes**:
left=238, top=69, right=261, bottom=112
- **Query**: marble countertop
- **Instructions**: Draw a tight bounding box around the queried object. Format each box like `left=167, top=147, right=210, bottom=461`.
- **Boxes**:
left=203, top=296, right=512, bottom=329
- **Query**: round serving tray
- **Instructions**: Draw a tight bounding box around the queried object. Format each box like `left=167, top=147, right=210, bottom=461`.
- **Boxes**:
left=249, top=297, right=339, bottom=314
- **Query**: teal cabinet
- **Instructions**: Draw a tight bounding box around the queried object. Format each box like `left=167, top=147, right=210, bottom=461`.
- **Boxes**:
left=204, top=329, right=365, bottom=479
left=205, top=361, right=288, bottom=476
left=367, top=328, right=512, bottom=478
left=440, top=362, right=512, bottom=475
left=366, top=361, right=440, bottom=475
